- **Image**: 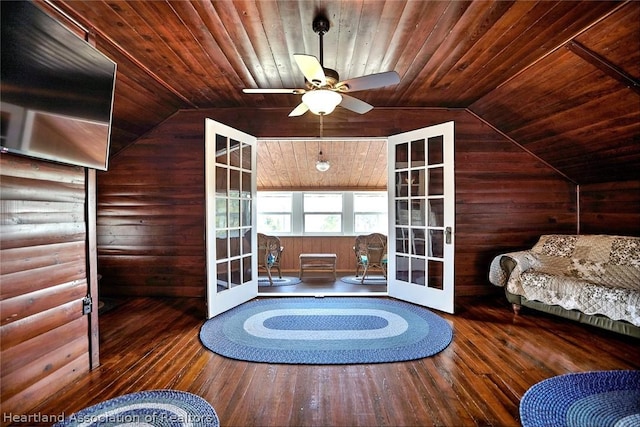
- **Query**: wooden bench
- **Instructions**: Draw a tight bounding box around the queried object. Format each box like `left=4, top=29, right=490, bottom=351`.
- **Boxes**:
left=299, top=253, right=337, bottom=280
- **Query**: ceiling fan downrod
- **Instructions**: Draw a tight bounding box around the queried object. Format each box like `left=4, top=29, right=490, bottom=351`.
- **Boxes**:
left=312, top=15, right=330, bottom=67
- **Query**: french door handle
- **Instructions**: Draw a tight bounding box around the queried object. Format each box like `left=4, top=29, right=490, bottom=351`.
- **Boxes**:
left=445, top=226, right=452, bottom=244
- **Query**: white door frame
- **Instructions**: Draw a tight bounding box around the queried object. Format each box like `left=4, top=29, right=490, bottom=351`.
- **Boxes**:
left=387, top=121, right=455, bottom=313
left=205, top=120, right=455, bottom=313
left=205, top=119, right=258, bottom=318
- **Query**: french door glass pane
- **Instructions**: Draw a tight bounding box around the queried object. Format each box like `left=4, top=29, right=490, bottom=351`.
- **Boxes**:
left=395, top=142, right=408, bottom=166
left=216, top=134, right=227, bottom=164
left=429, top=168, right=444, bottom=195
left=428, top=136, right=443, bottom=165
left=410, top=257, right=425, bottom=286
left=242, top=255, right=252, bottom=283
left=229, top=139, right=241, bottom=168
left=217, top=262, right=229, bottom=291
left=410, top=139, right=425, bottom=167
left=429, top=199, right=444, bottom=227
left=431, top=229, right=444, bottom=258
left=215, top=199, right=227, bottom=229
left=427, top=260, right=443, bottom=290
left=216, top=167, right=227, bottom=195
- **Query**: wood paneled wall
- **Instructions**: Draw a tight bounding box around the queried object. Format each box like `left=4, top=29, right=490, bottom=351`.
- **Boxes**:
left=0, top=154, right=92, bottom=418
left=97, top=128, right=206, bottom=297
left=98, top=107, right=578, bottom=298
left=276, top=236, right=357, bottom=273
left=579, top=180, right=640, bottom=236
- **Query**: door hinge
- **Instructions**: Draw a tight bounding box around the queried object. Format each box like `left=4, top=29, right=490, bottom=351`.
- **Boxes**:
left=82, top=295, right=93, bottom=315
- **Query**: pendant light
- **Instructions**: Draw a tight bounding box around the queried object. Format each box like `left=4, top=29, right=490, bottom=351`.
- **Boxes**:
left=316, top=150, right=330, bottom=172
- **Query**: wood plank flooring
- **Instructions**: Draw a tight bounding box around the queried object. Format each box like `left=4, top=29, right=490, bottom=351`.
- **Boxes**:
left=21, top=294, right=640, bottom=427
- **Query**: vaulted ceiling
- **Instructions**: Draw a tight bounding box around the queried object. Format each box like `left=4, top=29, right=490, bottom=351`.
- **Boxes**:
left=51, top=0, right=639, bottom=185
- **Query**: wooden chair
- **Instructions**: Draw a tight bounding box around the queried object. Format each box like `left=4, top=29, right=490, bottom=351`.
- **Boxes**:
left=353, top=233, right=388, bottom=284
left=257, top=233, right=284, bottom=285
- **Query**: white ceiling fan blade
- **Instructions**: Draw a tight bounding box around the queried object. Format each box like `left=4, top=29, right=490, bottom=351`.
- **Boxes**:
left=289, top=102, right=309, bottom=117
left=337, top=71, right=400, bottom=92
left=294, top=54, right=326, bottom=87
left=339, top=94, right=373, bottom=114
left=243, top=88, right=305, bottom=94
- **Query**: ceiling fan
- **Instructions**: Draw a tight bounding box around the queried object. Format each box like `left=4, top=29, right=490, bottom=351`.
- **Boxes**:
left=242, top=15, right=400, bottom=117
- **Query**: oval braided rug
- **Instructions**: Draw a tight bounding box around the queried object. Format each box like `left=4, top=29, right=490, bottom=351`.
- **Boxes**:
left=199, top=297, right=453, bottom=364
left=54, top=390, right=219, bottom=427
left=520, top=370, right=640, bottom=427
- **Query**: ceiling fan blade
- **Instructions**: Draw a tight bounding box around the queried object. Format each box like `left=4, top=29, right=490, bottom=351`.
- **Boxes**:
left=339, top=94, right=373, bottom=114
left=294, top=54, right=326, bottom=87
left=337, top=71, right=400, bottom=92
left=243, top=88, right=305, bottom=94
left=289, top=102, right=309, bottom=117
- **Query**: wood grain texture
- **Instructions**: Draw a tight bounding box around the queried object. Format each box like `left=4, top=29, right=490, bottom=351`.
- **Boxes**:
left=579, top=180, right=640, bottom=236
left=0, top=155, right=91, bottom=418
left=97, top=109, right=578, bottom=298
left=49, top=0, right=638, bottom=185
left=21, top=296, right=640, bottom=427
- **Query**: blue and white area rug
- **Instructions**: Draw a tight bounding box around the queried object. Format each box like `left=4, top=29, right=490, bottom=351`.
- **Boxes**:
left=199, top=297, right=453, bottom=364
left=54, top=390, right=219, bottom=427
left=340, top=275, right=387, bottom=285
left=258, top=276, right=302, bottom=286
left=520, top=370, right=640, bottom=427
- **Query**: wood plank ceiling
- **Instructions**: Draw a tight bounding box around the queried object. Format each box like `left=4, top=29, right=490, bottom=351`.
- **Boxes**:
left=51, top=0, right=640, bottom=186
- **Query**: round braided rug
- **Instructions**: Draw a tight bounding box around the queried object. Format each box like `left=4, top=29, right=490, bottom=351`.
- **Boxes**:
left=54, top=389, right=219, bottom=427
left=200, top=297, right=453, bottom=364
left=520, top=370, right=640, bottom=427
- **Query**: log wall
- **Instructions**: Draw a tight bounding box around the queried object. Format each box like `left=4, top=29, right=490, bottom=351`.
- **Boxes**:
left=97, top=108, right=577, bottom=298
left=0, top=154, right=92, bottom=419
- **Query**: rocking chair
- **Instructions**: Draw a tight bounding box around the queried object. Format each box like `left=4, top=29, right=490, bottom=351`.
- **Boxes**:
left=353, top=233, right=387, bottom=284
left=257, top=233, right=284, bottom=285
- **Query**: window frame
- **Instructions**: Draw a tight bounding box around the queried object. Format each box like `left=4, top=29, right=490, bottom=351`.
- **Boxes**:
left=256, top=192, right=293, bottom=234
left=353, top=192, right=389, bottom=234
left=256, top=190, right=388, bottom=236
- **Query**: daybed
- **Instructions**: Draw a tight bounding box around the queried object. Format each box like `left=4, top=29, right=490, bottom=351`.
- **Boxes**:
left=489, top=234, right=640, bottom=338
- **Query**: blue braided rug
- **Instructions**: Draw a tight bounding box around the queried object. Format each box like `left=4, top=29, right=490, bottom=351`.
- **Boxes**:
left=520, top=370, right=640, bottom=427
left=54, top=390, right=219, bottom=427
left=257, top=276, right=302, bottom=286
left=340, top=275, right=387, bottom=285
left=199, top=297, right=453, bottom=364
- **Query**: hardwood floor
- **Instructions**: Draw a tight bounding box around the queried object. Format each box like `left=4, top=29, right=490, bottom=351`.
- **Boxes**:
left=258, top=274, right=387, bottom=294
left=23, top=294, right=639, bottom=427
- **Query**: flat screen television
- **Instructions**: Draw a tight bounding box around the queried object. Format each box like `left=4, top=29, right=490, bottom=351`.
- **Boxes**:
left=1, top=1, right=116, bottom=171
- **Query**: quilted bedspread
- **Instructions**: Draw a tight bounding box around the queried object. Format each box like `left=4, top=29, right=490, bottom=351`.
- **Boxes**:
left=489, top=234, right=640, bottom=327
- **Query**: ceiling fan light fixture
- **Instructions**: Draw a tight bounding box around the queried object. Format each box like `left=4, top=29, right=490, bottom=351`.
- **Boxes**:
left=302, top=89, right=342, bottom=115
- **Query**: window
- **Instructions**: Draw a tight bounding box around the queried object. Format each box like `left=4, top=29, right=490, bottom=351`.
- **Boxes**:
left=257, top=193, right=292, bottom=233
left=354, top=192, right=388, bottom=233
left=257, top=191, right=388, bottom=235
left=303, top=193, right=343, bottom=233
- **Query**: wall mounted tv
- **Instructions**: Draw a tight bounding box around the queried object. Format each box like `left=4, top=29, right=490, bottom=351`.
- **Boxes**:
left=1, top=1, right=116, bottom=171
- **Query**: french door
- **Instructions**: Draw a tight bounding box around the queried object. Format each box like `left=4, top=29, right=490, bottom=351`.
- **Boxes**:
left=387, top=121, right=455, bottom=313
left=205, top=118, right=454, bottom=316
left=205, top=119, right=257, bottom=318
